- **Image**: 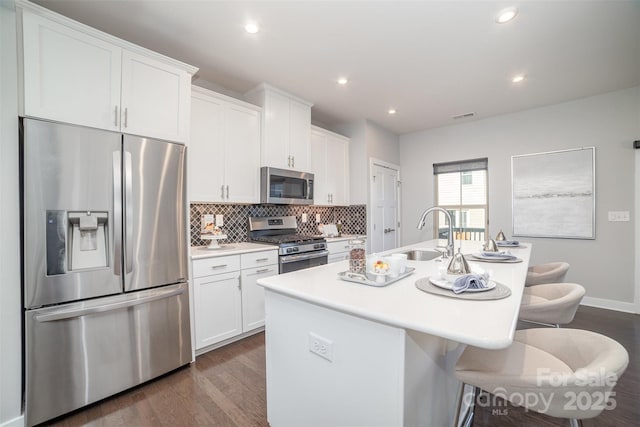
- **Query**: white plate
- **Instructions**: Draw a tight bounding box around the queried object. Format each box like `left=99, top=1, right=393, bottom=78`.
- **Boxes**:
left=428, top=276, right=496, bottom=292
left=471, top=252, right=516, bottom=260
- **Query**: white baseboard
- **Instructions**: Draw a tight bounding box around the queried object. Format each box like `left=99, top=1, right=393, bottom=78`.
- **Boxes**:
left=1, top=415, right=24, bottom=427
left=581, top=297, right=638, bottom=314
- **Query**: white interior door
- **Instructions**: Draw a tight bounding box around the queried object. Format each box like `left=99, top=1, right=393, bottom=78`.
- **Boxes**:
left=370, top=162, right=400, bottom=253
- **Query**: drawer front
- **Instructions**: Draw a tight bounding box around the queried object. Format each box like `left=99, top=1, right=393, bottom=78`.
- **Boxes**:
left=193, top=255, right=241, bottom=278
left=241, top=250, right=278, bottom=269
left=327, top=240, right=351, bottom=255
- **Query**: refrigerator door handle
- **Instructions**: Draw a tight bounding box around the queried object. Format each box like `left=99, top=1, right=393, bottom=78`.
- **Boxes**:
left=113, top=151, right=122, bottom=276
left=124, top=151, right=133, bottom=273
left=35, top=287, right=186, bottom=322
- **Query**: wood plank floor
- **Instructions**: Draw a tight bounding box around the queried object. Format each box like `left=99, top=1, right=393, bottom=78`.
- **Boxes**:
left=46, top=306, right=638, bottom=427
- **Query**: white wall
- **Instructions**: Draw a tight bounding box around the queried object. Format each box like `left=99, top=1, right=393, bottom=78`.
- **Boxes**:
left=336, top=120, right=368, bottom=204
left=400, top=87, right=640, bottom=309
left=336, top=119, right=399, bottom=205
left=0, top=0, right=24, bottom=426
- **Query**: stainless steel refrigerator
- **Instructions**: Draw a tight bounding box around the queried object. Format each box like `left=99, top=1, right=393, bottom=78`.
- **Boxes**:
left=21, top=118, right=191, bottom=426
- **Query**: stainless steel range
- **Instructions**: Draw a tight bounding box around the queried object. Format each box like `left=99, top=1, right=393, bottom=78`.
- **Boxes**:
left=249, top=216, right=328, bottom=274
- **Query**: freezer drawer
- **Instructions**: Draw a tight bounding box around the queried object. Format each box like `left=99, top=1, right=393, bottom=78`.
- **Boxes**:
left=25, top=283, right=191, bottom=426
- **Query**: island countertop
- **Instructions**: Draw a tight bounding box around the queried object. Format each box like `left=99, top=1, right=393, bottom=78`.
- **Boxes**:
left=257, top=239, right=531, bottom=349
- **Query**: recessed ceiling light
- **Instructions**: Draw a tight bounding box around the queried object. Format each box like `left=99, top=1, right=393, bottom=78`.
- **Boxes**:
left=512, top=74, right=525, bottom=83
left=496, top=7, right=518, bottom=24
left=337, top=77, right=348, bottom=85
left=388, top=109, right=397, bottom=115
left=245, top=22, right=259, bottom=34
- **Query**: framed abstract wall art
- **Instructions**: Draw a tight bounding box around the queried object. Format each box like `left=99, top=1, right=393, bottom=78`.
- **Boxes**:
left=511, top=147, right=595, bottom=239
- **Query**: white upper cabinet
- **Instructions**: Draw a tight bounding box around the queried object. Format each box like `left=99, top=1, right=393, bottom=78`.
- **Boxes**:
left=245, top=83, right=313, bottom=171
left=120, top=51, right=192, bottom=142
left=189, top=86, right=261, bottom=203
left=21, top=11, right=122, bottom=132
left=310, top=125, right=350, bottom=206
left=19, top=4, right=197, bottom=143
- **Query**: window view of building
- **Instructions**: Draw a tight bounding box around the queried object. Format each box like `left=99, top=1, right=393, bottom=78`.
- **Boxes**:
left=434, top=158, right=488, bottom=241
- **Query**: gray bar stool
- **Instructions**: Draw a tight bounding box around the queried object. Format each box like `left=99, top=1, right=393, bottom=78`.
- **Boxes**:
left=525, top=262, right=570, bottom=286
left=519, top=283, right=586, bottom=327
left=455, top=328, right=628, bottom=427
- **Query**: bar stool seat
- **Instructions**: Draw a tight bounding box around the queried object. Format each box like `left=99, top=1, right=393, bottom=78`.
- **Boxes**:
left=525, top=262, right=570, bottom=286
left=455, top=328, right=628, bottom=425
left=519, top=283, right=585, bottom=327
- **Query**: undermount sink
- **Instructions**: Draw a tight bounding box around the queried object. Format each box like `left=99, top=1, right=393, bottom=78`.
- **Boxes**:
left=398, top=249, right=442, bottom=261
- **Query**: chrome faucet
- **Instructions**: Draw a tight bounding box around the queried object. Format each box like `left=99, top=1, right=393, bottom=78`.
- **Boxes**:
left=416, top=206, right=454, bottom=257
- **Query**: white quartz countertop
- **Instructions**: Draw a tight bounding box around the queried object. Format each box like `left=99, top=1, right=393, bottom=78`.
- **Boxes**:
left=258, top=239, right=531, bottom=349
left=191, top=242, right=277, bottom=259
left=324, top=234, right=366, bottom=243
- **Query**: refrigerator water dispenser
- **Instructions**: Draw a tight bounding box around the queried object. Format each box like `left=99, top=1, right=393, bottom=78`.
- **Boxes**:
left=45, top=210, right=109, bottom=274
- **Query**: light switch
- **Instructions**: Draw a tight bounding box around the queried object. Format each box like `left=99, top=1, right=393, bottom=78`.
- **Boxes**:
left=215, top=214, right=224, bottom=227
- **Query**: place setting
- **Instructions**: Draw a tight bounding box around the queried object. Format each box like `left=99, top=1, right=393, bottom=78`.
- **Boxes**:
left=415, top=248, right=512, bottom=300
left=468, top=234, right=523, bottom=263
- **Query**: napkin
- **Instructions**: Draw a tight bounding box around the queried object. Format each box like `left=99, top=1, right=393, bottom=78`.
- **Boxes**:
left=481, top=251, right=518, bottom=260
left=496, top=240, right=520, bottom=246
left=453, top=274, right=489, bottom=294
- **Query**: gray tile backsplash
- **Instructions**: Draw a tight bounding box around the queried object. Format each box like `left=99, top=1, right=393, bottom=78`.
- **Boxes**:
left=190, top=203, right=367, bottom=247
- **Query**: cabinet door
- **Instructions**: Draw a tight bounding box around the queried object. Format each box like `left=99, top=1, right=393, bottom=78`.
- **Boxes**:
left=21, top=10, right=122, bottom=131
left=262, top=91, right=290, bottom=168
left=121, top=50, right=191, bottom=143
left=310, top=129, right=329, bottom=204
left=224, top=104, right=261, bottom=203
left=241, top=265, right=278, bottom=331
left=326, top=135, right=349, bottom=205
left=289, top=99, right=311, bottom=171
left=189, top=94, right=225, bottom=202
left=194, top=272, right=242, bottom=349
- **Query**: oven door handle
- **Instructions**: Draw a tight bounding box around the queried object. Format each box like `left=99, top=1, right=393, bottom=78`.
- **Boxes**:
left=280, top=250, right=329, bottom=264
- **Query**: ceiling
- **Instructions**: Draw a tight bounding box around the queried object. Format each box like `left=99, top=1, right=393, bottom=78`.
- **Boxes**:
left=32, top=0, right=640, bottom=135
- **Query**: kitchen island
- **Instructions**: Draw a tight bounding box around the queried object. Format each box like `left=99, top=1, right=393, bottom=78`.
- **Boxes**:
left=257, top=239, right=530, bottom=427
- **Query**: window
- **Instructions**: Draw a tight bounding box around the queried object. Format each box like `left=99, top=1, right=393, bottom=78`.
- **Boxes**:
left=434, top=158, right=488, bottom=242
left=461, top=171, right=472, bottom=185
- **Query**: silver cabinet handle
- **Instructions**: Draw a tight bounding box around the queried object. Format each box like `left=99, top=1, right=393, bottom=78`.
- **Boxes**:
left=287, top=155, right=291, bottom=167
left=210, top=264, right=228, bottom=269
left=248, top=268, right=275, bottom=276
left=226, top=185, right=229, bottom=199
left=292, top=156, right=295, bottom=168
left=328, top=194, right=331, bottom=203
left=221, top=185, right=225, bottom=199
left=36, top=287, right=185, bottom=322
left=124, top=107, right=128, bottom=128
left=114, top=106, right=118, bottom=127
left=255, top=258, right=269, bottom=262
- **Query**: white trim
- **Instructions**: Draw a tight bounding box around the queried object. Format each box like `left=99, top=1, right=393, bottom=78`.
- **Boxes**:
left=581, top=297, right=638, bottom=314
left=1, top=415, right=24, bottom=427
left=243, top=82, right=313, bottom=107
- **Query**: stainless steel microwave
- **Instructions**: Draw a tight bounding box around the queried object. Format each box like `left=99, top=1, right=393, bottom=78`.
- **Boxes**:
left=261, top=167, right=314, bottom=205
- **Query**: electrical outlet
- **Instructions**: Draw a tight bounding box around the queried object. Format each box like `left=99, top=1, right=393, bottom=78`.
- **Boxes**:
left=215, top=214, right=224, bottom=227
left=302, top=213, right=308, bottom=223
left=308, top=332, right=333, bottom=362
left=608, top=211, right=630, bottom=222
left=316, top=213, right=321, bottom=223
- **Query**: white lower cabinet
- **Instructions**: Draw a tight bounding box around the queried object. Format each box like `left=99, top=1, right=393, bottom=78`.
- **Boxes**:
left=192, top=249, right=277, bottom=352
left=327, top=240, right=352, bottom=264
left=194, top=271, right=242, bottom=348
